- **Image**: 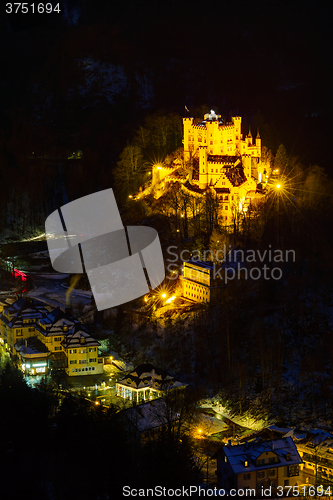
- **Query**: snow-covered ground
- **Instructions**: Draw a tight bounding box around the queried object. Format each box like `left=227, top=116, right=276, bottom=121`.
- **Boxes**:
left=198, top=400, right=267, bottom=432
left=27, top=274, right=92, bottom=310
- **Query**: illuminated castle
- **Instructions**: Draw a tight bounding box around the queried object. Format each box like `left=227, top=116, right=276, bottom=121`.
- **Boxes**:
left=152, top=110, right=269, bottom=223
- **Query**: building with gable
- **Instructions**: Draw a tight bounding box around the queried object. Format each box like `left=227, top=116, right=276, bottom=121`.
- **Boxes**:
left=116, top=363, right=186, bottom=404
left=0, top=297, right=52, bottom=355
left=215, top=437, right=302, bottom=493
left=15, top=336, right=50, bottom=375
left=61, top=325, right=103, bottom=376
left=0, top=298, right=104, bottom=377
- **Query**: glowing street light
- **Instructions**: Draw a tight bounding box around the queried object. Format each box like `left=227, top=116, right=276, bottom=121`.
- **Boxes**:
left=276, top=184, right=281, bottom=189
left=128, top=195, right=133, bottom=199
left=162, top=293, right=167, bottom=298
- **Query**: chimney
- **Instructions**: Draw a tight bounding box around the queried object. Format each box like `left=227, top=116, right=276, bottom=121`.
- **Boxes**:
left=272, top=442, right=275, bottom=451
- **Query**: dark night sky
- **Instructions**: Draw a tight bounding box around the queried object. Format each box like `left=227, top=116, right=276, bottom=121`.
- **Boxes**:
left=1, top=0, right=333, bottom=172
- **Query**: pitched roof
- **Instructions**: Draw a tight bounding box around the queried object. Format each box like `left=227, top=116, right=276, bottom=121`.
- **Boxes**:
left=219, top=437, right=302, bottom=474
left=0, top=298, right=50, bottom=328
left=15, top=336, right=50, bottom=356
left=61, top=325, right=100, bottom=349
left=118, top=363, right=185, bottom=391
left=36, top=307, right=81, bottom=337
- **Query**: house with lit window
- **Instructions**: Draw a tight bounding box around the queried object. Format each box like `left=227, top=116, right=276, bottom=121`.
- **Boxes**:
left=237, top=425, right=333, bottom=486
left=15, top=336, right=50, bottom=376
left=116, top=363, right=186, bottom=403
left=0, top=298, right=51, bottom=354
left=181, top=260, right=225, bottom=303
left=215, top=437, right=302, bottom=494
left=288, top=428, right=333, bottom=486
left=151, top=111, right=268, bottom=224
left=61, top=326, right=104, bottom=376
left=34, top=307, right=82, bottom=371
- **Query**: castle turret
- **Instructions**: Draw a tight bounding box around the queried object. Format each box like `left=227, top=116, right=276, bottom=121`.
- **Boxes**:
left=246, top=126, right=253, bottom=146
left=256, top=129, right=261, bottom=155
left=183, top=117, right=194, bottom=162
left=199, top=147, right=208, bottom=189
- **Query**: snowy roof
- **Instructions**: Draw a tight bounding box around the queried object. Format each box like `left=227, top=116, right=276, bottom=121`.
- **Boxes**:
left=61, top=326, right=100, bottom=349
left=283, top=429, right=307, bottom=441
left=118, top=363, right=185, bottom=391
left=15, top=336, right=49, bottom=357
left=36, top=307, right=81, bottom=336
left=220, top=437, right=302, bottom=474
left=267, top=425, right=292, bottom=434
left=0, top=298, right=50, bottom=328
left=122, top=398, right=178, bottom=433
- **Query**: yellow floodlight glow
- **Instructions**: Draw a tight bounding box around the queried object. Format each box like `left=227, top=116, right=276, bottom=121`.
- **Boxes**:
left=162, top=293, right=167, bottom=298
left=144, top=296, right=148, bottom=302
left=128, top=195, right=133, bottom=198
left=276, top=184, right=281, bottom=189
left=165, top=295, right=175, bottom=304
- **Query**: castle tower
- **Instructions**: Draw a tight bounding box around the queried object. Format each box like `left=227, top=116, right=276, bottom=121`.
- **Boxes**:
left=246, top=126, right=253, bottom=147
left=199, top=147, right=208, bottom=189
left=256, top=129, right=261, bottom=155
left=232, top=116, right=242, bottom=155
left=183, top=117, right=194, bottom=162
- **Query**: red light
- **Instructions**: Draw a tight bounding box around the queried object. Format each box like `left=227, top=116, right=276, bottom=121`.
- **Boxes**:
left=13, top=269, right=27, bottom=281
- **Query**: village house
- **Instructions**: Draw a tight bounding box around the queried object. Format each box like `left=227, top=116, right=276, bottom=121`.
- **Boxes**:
left=0, top=297, right=104, bottom=377
left=61, top=326, right=104, bottom=376
left=116, top=363, right=186, bottom=403
left=238, top=425, right=333, bottom=486
left=0, top=297, right=52, bottom=355
left=215, top=437, right=302, bottom=494
left=15, top=336, right=50, bottom=375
